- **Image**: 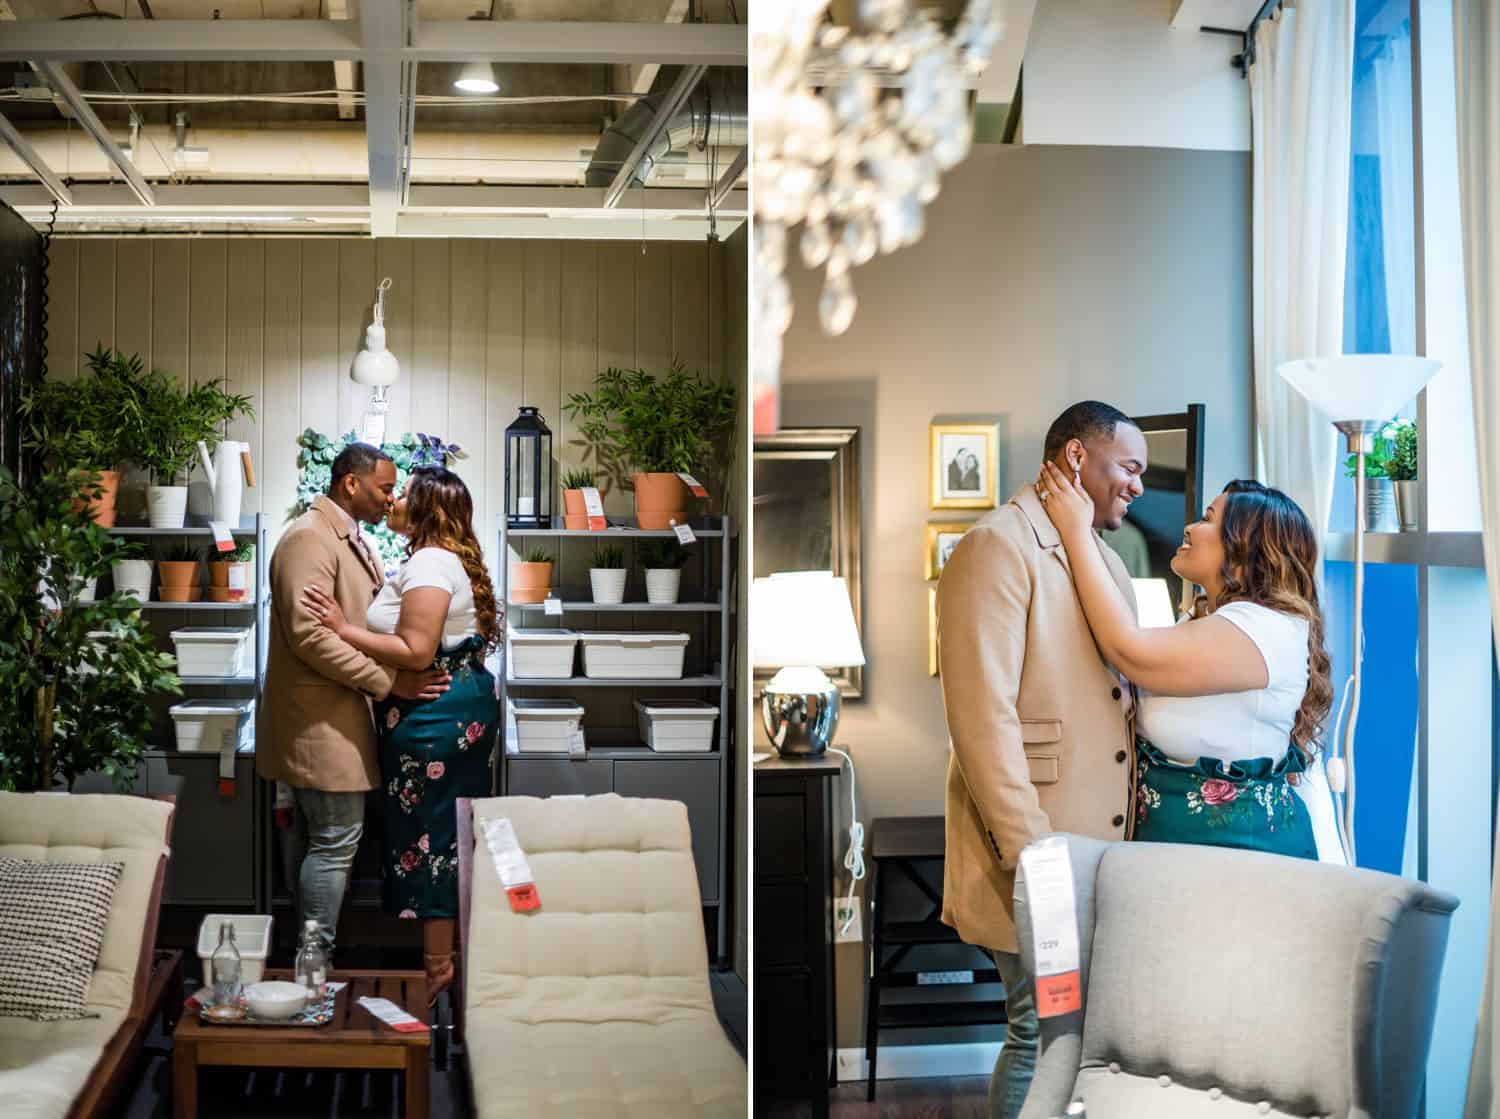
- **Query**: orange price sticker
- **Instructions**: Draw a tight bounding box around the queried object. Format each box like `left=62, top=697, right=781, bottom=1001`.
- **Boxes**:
left=507, top=883, right=541, bottom=912
left=1035, top=970, right=1082, bottom=1017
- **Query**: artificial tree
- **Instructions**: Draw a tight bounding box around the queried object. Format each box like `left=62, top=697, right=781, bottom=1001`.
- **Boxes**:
left=0, top=468, right=180, bottom=792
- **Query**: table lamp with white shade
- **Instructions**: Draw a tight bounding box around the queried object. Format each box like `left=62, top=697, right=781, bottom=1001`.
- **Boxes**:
left=752, top=572, right=866, bottom=757
left=1276, top=354, right=1442, bottom=864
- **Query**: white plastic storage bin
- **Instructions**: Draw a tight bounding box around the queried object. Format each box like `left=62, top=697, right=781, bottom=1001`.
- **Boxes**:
left=509, top=699, right=586, bottom=754
left=169, top=700, right=255, bottom=754
left=580, top=632, right=690, bottom=679
left=507, top=627, right=579, bottom=679
left=636, top=700, right=720, bottom=753
left=196, top=913, right=273, bottom=984
left=170, top=626, right=253, bottom=678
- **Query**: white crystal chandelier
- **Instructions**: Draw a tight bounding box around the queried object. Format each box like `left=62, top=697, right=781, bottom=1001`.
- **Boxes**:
left=751, top=0, right=1000, bottom=389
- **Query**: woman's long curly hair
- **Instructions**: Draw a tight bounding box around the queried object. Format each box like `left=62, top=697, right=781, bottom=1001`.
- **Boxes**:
left=1211, top=480, right=1332, bottom=758
left=401, top=467, right=501, bottom=651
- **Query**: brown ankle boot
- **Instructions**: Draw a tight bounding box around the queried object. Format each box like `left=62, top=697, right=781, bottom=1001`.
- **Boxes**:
left=424, top=952, right=454, bottom=1008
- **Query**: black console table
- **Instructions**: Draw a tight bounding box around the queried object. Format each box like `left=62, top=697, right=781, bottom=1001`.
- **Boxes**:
left=753, top=753, right=842, bottom=1118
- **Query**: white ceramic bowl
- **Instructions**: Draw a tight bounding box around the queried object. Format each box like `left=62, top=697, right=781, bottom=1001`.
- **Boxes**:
left=244, top=980, right=308, bottom=1020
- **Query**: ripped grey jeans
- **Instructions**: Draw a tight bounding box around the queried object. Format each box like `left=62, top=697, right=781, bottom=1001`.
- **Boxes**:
left=285, top=787, right=364, bottom=956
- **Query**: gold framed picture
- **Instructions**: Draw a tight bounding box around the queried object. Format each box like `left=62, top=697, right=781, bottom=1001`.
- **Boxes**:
left=930, top=422, right=1000, bottom=509
left=928, top=585, right=940, bottom=677
left=925, top=521, right=975, bottom=580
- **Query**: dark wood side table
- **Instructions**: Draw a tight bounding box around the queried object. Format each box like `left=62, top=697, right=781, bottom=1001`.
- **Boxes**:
left=171, top=969, right=430, bottom=1119
left=753, top=752, right=842, bottom=1118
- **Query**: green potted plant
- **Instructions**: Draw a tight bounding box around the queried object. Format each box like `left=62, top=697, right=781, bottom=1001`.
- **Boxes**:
left=1383, top=419, right=1419, bottom=532
left=209, top=539, right=256, bottom=603
left=639, top=539, right=691, bottom=605
left=589, top=544, right=627, bottom=605
left=564, top=362, right=736, bottom=530
left=0, top=468, right=181, bottom=792
left=133, top=365, right=254, bottom=528
left=1344, top=427, right=1399, bottom=533
left=19, top=345, right=148, bottom=528
left=157, top=540, right=202, bottom=603
left=511, top=545, right=553, bottom=605
left=561, top=468, right=597, bottom=531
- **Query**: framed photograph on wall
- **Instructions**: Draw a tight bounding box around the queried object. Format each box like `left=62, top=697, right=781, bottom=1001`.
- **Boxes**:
left=925, top=521, right=975, bottom=580
left=930, top=422, right=999, bottom=509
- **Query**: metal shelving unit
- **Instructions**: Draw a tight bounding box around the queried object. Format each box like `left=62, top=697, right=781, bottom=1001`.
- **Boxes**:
left=498, top=513, right=735, bottom=962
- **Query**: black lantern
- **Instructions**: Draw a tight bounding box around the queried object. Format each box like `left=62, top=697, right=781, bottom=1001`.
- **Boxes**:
left=505, top=406, right=553, bottom=529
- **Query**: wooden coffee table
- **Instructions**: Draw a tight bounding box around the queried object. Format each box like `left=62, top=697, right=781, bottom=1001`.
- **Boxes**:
left=171, top=969, right=430, bottom=1119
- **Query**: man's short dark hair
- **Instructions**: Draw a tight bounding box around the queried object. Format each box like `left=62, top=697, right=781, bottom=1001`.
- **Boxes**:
left=1043, top=401, right=1137, bottom=461
left=329, top=443, right=393, bottom=493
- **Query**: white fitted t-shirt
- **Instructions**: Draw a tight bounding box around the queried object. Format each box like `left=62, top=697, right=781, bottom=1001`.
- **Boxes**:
left=1136, top=599, right=1345, bottom=864
left=366, top=546, right=477, bottom=650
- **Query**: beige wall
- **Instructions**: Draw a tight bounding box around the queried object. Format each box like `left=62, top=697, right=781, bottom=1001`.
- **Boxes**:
left=45, top=236, right=736, bottom=553
left=778, top=144, right=1255, bottom=1049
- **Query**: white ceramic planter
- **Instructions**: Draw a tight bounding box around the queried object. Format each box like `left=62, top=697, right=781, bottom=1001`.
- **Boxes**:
left=645, top=568, right=682, bottom=605
left=590, top=568, right=628, bottom=605
left=147, top=485, right=189, bottom=528
left=78, top=576, right=99, bottom=603
left=112, top=559, right=154, bottom=602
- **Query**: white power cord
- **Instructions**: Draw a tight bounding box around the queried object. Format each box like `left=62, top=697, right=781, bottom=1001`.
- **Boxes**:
left=826, top=748, right=865, bottom=937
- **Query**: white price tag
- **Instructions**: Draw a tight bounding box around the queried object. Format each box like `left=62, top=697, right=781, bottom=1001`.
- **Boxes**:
left=482, top=817, right=541, bottom=912
left=567, top=728, right=586, bottom=758
left=357, top=996, right=428, bottom=1033
left=228, top=566, right=248, bottom=591
left=208, top=520, right=235, bottom=554
left=543, top=596, right=564, bottom=617
left=673, top=522, right=696, bottom=544
left=580, top=486, right=607, bottom=530
left=1018, top=837, right=1083, bottom=1018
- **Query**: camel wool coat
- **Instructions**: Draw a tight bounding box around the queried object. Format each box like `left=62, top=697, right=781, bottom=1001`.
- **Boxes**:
left=937, top=485, right=1138, bottom=954
left=258, top=496, right=398, bottom=793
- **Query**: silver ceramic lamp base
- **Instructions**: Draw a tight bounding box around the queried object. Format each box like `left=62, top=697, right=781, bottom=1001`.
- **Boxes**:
left=760, top=666, right=841, bottom=757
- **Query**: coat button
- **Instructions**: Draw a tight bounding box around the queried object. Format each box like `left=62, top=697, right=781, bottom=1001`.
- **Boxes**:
left=1112, top=815, right=1125, bottom=827
left=1115, top=750, right=1127, bottom=763
left=1112, top=686, right=1122, bottom=700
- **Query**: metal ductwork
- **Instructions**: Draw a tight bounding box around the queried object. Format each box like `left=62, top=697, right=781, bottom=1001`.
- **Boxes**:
left=583, top=88, right=747, bottom=189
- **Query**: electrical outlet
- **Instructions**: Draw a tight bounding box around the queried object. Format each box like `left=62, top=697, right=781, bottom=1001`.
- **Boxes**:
left=834, top=900, right=863, bottom=943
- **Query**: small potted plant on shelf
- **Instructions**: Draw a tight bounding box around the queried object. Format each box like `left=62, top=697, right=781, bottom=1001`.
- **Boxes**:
left=564, top=361, right=736, bottom=530
left=1384, top=419, right=1419, bottom=532
left=639, top=539, right=691, bottom=605
left=209, top=539, right=255, bottom=602
left=1344, top=427, right=1399, bottom=533
left=589, top=544, right=627, bottom=605
left=157, top=541, right=202, bottom=603
left=133, top=365, right=254, bottom=528
left=0, top=468, right=180, bottom=792
left=561, top=468, right=597, bottom=531
left=511, top=546, right=553, bottom=604
left=19, top=345, right=148, bottom=529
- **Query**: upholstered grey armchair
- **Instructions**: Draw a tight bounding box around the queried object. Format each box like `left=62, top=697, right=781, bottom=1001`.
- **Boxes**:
left=1014, top=835, right=1458, bottom=1119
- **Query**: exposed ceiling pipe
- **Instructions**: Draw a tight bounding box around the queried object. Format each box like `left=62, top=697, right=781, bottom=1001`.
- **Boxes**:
left=585, top=86, right=747, bottom=196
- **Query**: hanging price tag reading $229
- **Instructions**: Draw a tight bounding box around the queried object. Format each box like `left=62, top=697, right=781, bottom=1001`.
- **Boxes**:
left=1018, top=836, right=1083, bottom=1017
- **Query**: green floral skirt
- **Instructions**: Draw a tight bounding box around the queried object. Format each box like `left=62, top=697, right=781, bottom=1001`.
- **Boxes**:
left=373, top=636, right=498, bottom=918
left=1133, top=738, right=1318, bottom=861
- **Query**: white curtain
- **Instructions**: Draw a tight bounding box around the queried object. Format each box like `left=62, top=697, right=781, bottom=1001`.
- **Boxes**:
left=1249, top=0, right=1354, bottom=548
left=1456, top=0, right=1500, bottom=1112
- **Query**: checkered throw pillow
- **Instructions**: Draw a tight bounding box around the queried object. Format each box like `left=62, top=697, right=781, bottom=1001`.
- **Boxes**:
left=0, top=857, right=124, bottom=1021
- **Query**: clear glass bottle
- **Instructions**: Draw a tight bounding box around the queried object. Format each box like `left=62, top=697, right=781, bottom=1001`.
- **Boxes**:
left=210, top=920, right=242, bottom=1007
left=294, top=918, right=328, bottom=1000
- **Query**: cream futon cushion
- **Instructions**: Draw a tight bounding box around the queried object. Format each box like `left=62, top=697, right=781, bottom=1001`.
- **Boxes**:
left=465, top=794, right=745, bottom=1118
left=0, top=792, right=172, bottom=1119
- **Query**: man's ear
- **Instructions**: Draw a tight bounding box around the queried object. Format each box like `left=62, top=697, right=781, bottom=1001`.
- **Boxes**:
left=1065, top=438, right=1086, bottom=474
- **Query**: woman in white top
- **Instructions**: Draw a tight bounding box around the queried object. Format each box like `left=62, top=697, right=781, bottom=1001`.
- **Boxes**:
left=1036, top=466, right=1342, bottom=862
left=301, top=466, right=502, bottom=1003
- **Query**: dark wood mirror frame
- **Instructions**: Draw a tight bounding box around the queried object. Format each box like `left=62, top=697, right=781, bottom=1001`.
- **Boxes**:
left=752, top=427, right=864, bottom=699
left=1132, top=404, right=1207, bottom=525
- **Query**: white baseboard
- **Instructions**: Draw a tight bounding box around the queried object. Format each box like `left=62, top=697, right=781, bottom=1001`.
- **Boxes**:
left=835, top=1042, right=1002, bottom=1082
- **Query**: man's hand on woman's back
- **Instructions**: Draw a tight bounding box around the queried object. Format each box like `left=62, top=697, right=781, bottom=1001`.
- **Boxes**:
left=391, top=668, right=452, bottom=701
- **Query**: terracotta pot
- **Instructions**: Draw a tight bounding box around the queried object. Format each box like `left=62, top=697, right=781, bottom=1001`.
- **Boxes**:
left=159, top=584, right=202, bottom=603
left=633, top=472, right=689, bottom=531
left=209, top=560, right=253, bottom=602
left=563, top=488, right=594, bottom=530
left=70, top=470, right=121, bottom=528
left=510, top=561, right=553, bottom=604
left=158, top=560, right=200, bottom=593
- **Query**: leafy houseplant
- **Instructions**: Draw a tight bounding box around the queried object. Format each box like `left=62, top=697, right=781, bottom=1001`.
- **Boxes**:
left=0, top=468, right=180, bottom=792
left=1343, top=419, right=1411, bottom=533
left=19, top=345, right=150, bottom=528
left=561, top=468, right=597, bottom=530
left=511, top=546, right=553, bottom=605
left=210, top=540, right=256, bottom=603
left=564, top=362, right=737, bottom=529
left=640, top=539, right=691, bottom=605
left=134, top=365, right=254, bottom=528
left=1383, top=419, right=1419, bottom=531
left=294, top=430, right=466, bottom=577
left=589, top=544, right=627, bottom=606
